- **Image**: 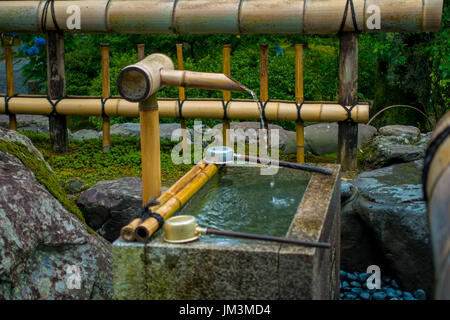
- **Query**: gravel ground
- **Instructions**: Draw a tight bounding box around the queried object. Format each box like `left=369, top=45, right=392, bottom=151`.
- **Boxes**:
left=340, top=270, right=427, bottom=300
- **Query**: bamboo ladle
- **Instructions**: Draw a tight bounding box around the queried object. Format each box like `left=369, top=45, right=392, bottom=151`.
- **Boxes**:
left=163, top=215, right=330, bottom=249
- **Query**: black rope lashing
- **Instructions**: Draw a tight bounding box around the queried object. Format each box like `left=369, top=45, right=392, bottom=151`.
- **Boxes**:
left=3, top=94, right=18, bottom=115
left=46, top=96, right=65, bottom=116
left=177, top=99, right=186, bottom=119
left=296, top=101, right=304, bottom=122
left=260, top=100, right=269, bottom=123
left=100, top=95, right=112, bottom=117
left=338, top=101, right=358, bottom=123
left=41, top=0, right=61, bottom=33
left=338, top=0, right=359, bottom=34
left=222, top=99, right=232, bottom=120
left=137, top=197, right=164, bottom=229
left=422, top=126, right=450, bottom=203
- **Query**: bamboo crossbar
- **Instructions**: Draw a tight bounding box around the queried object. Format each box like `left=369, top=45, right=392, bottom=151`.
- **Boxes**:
left=0, top=0, right=443, bottom=34
left=0, top=96, right=370, bottom=123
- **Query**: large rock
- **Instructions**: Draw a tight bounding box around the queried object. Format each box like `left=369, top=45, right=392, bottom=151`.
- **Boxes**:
left=283, top=122, right=377, bottom=155
left=0, top=115, right=49, bottom=134
left=0, top=129, right=113, bottom=299
left=77, top=177, right=143, bottom=242
left=340, top=181, right=386, bottom=273
left=71, top=129, right=100, bottom=141
left=341, top=160, right=433, bottom=294
left=379, top=125, right=420, bottom=139
left=104, top=122, right=186, bottom=141
left=361, top=131, right=431, bottom=168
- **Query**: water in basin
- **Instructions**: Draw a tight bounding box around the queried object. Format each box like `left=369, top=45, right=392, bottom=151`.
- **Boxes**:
left=176, top=165, right=311, bottom=243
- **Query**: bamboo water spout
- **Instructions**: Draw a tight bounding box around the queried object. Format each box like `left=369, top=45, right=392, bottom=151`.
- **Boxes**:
left=117, top=53, right=247, bottom=102
left=117, top=53, right=249, bottom=224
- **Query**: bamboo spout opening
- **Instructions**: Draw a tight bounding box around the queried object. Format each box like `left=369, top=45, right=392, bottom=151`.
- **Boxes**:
left=135, top=225, right=151, bottom=242
left=117, top=67, right=150, bottom=102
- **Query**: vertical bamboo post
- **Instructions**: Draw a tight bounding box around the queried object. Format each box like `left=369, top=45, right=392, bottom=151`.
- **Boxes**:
left=101, top=44, right=110, bottom=151
left=176, top=43, right=189, bottom=159
left=5, top=44, right=17, bottom=130
left=222, top=44, right=231, bottom=147
left=295, top=44, right=305, bottom=163
left=338, top=33, right=359, bottom=171
left=259, top=44, right=269, bottom=154
left=137, top=43, right=145, bottom=61
left=46, top=31, right=68, bottom=154
left=140, top=94, right=161, bottom=204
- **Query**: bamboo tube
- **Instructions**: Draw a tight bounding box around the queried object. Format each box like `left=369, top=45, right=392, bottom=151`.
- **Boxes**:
left=160, top=70, right=248, bottom=92
left=135, top=163, right=219, bottom=242
left=0, top=1, right=443, bottom=34
left=423, top=111, right=450, bottom=299
left=0, top=97, right=370, bottom=122
left=176, top=43, right=189, bottom=158
left=295, top=44, right=304, bottom=163
left=5, top=44, right=17, bottom=131
left=139, top=94, right=161, bottom=204
left=259, top=44, right=269, bottom=152
left=137, top=43, right=145, bottom=61
left=101, top=44, right=111, bottom=151
left=120, top=160, right=206, bottom=241
left=222, top=44, right=231, bottom=147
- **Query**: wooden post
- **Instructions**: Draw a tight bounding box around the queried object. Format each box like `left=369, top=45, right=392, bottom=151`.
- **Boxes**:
left=137, top=43, right=145, bottom=61
left=338, top=32, right=359, bottom=171
left=5, top=44, right=17, bottom=130
left=259, top=44, right=269, bottom=154
left=222, top=44, right=231, bottom=147
left=101, top=44, right=111, bottom=151
left=46, top=31, right=68, bottom=154
left=139, top=94, right=161, bottom=204
left=176, top=43, right=189, bottom=160
left=295, top=44, right=305, bottom=163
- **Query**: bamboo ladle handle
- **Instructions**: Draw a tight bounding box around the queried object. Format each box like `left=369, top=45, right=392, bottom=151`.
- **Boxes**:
left=205, top=228, right=330, bottom=249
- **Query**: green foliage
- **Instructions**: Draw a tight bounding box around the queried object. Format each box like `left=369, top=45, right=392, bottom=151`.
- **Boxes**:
left=23, top=131, right=192, bottom=189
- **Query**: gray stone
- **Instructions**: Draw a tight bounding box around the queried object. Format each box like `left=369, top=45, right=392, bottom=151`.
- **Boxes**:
left=214, top=122, right=295, bottom=150
left=361, top=132, right=431, bottom=168
left=343, top=160, right=434, bottom=294
left=109, top=123, right=140, bottom=138
left=0, top=115, right=49, bottom=134
left=283, top=122, right=377, bottom=155
left=379, top=125, right=420, bottom=139
left=71, top=129, right=100, bottom=141
left=104, top=122, right=188, bottom=141
left=77, top=177, right=143, bottom=242
left=0, top=129, right=112, bottom=299
left=0, top=57, right=30, bottom=95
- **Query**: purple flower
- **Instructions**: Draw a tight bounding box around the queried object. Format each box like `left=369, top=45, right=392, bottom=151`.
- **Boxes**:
left=19, top=43, right=28, bottom=53
left=33, top=37, right=46, bottom=47
left=26, top=46, right=39, bottom=56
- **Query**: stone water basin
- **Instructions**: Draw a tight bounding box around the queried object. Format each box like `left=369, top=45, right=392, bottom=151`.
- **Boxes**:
left=113, top=163, right=341, bottom=299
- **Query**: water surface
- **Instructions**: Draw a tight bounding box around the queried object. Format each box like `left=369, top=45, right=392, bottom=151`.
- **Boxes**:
left=176, top=166, right=311, bottom=243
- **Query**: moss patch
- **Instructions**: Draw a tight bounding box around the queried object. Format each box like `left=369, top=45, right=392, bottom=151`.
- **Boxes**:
left=0, top=138, right=96, bottom=235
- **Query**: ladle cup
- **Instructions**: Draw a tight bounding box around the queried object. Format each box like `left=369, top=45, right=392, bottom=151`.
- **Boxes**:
left=163, top=215, right=330, bottom=249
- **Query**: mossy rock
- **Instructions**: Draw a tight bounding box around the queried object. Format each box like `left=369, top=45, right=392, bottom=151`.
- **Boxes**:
left=0, top=137, right=96, bottom=236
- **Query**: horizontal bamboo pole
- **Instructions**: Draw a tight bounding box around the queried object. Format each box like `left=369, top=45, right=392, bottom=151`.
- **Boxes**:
left=120, top=160, right=206, bottom=242
left=0, top=0, right=443, bottom=34
left=135, top=162, right=219, bottom=242
left=0, top=97, right=370, bottom=123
